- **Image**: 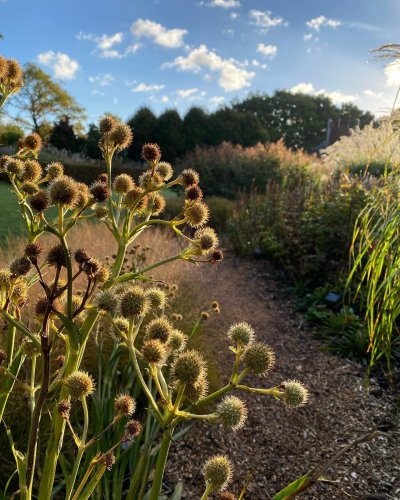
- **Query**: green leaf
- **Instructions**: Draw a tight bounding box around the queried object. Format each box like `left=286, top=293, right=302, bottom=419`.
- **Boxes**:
left=273, top=473, right=310, bottom=500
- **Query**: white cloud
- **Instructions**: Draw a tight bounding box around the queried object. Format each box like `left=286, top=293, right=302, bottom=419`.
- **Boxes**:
left=163, top=44, right=255, bottom=91
left=89, top=73, right=114, bottom=86
left=384, top=61, right=400, bottom=87
left=132, top=83, right=165, bottom=92
left=76, top=31, right=126, bottom=58
left=36, top=51, right=79, bottom=80
left=257, top=43, right=277, bottom=59
left=249, top=10, right=287, bottom=32
left=209, top=96, right=225, bottom=106
left=363, top=89, right=383, bottom=98
left=176, top=88, right=199, bottom=98
left=306, top=15, right=341, bottom=31
left=200, top=0, right=241, bottom=8
left=223, top=28, right=235, bottom=38
left=303, top=33, right=313, bottom=41
left=251, top=59, right=268, bottom=69
left=230, top=12, right=239, bottom=19
left=290, top=82, right=357, bottom=104
left=131, top=19, right=188, bottom=48
left=92, top=89, right=105, bottom=96
left=149, top=95, right=169, bottom=104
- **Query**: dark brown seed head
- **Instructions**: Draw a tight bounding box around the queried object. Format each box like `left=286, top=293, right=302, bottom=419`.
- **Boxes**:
left=99, top=114, right=117, bottom=135
left=125, top=419, right=143, bottom=437
left=29, top=190, right=49, bottom=212
left=180, top=169, right=199, bottom=188
left=90, top=181, right=110, bottom=202
left=103, top=451, right=116, bottom=471
left=186, top=185, right=203, bottom=201
left=211, top=250, right=224, bottom=262
left=24, top=133, right=42, bottom=152
left=57, top=400, right=71, bottom=420
left=141, top=143, right=161, bottom=163
left=74, top=248, right=91, bottom=264
left=9, top=257, right=31, bottom=276
left=97, top=173, right=108, bottom=183
left=49, top=176, right=79, bottom=207
left=114, top=394, right=136, bottom=416
left=25, top=242, right=42, bottom=263
left=46, top=244, right=67, bottom=267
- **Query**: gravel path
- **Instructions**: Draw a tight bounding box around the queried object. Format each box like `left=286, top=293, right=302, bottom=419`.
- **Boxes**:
left=165, top=256, right=400, bottom=499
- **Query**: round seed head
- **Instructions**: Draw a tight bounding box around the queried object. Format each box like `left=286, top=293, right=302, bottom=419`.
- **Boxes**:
left=227, top=322, right=254, bottom=346
left=95, top=290, right=119, bottom=316
left=65, top=371, right=95, bottom=399
left=22, top=160, right=42, bottom=182
left=57, top=400, right=71, bottom=420
left=141, top=143, right=161, bottom=163
left=0, top=155, right=12, bottom=172
left=55, top=354, right=65, bottom=369
left=47, top=162, right=64, bottom=179
left=113, top=173, right=134, bottom=194
left=201, top=311, right=209, bottom=320
left=186, top=185, right=203, bottom=201
left=21, top=337, right=41, bottom=358
left=82, top=258, right=100, bottom=277
left=94, top=265, right=110, bottom=283
left=211, top=301, right=219, bottom=309
left=281, top=380, right=309, bottom=408
left=94, top=204, right=109, bottom=219
left=9, top=257, right=31, bottom=276
left=111, top=317, right=129, bottom=342
left=11, top=279, right=28, bottom=306
left=145, top=317, right=173, bottom=343
left=114, top=394, right=136, bottom=416
left=180, top=169, right=199, bottom=187
left=125, top=419, right=142, bottom=437
left=184, top=372, right=209, bottom=402
left=185, top=201, right=209, bottom=227
left=211, top=250, right=224, bottom=262
left=21, top=182, right=39, bottom=195
left=103, top=451, right=116, bottom=471
left=74, top=248, right=91, bottom=264
left=149, top=193, right=166, bottom=216
left=156, top=161, right=173, bottom=181
left=168, top=330, right=187, bottom=352
left=145, top=288, right=167, bottom=309
left=75, top=183, right=90, bottom=208
left=34, top=296, right=62, bottom=317
left=98, top=173, right=108, bottom=183
left=124, top=186, right=147, bottom=209
left=172, top=350, right=206, bottom=385
left=46, top=244, right=67, bottom=267
left=0, top=349, right=7, bottom=365
left=30, top=190, right=49, bottom=212
left=6, top=59, right=23, bottom=82
left=203, top=455, right=233, bottom=491
left=49, top=176, right=79, bottom=207
left=5, top=158, right=24, bottom=176
left=90, top=181, right=110, bottom=202
left=195, top=227, right=219, bottom=252
left=243, top=342, right=275, bottom=376
left=99, top=114, right=117, bottom=135
left=0, top=268, right=11, bottom=286
left=141, top=339, right=168, bottom=365
left=138, top=169, right=163, bottom=188
left=24, top=133, right=42, bottom=152
left=0, top=56, right=7, bottom=79
left=217, top=396, right=247, bottom=431
left=110, top=123, right=133, bottom=150
left=120, top=286, right=150, bottom=318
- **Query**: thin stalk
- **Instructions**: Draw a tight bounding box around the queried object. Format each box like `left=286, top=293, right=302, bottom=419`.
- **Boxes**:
left=115, top=253, right=183, bottom=283
left=6, top=324, right=16, bottom=365
left=148, top=430, right=173, bottom=500
left=29, top=357, right=37, bottom=416
left=200, top=483, right=213, bottom=500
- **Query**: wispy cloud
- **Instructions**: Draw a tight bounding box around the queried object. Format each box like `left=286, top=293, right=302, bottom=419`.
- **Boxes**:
left=131, top=83, right=165, bottom=92
left=257, top=43, right=277, bottom=59
left=198, top=0, right=240, bottom=8
left=290, top=82, right=357, bottom=104
left=77, top=31, right=126, bottom=58
left=89, top=73, right=114, bottom=86
left=249, top=10, right=287, bottom=33
left=306, top=15, right=341, bottom=31
left=36, top=51, right=79, bottom=80
left=209, top=96, right=225, bottom=106
left=131, top=19, right=188, bottom=48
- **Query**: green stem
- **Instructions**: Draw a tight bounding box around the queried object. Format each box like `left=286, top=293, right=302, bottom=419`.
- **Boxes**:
left=29, top=357, right=37, bottom=416
left=6, top=324, right=16, bottom=365
left=200, top=483, right=214, bottom=500
left=0, top=348, right=25, bottom=421
left=115, top=253, right=183, bottom=283
left=149, top=430, right=173, bottom=500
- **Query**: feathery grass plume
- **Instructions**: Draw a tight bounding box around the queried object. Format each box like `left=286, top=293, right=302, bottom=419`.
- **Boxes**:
left=142, top=339, right=168, bottom=364
left=145, top=288, right=167, bottom=309
left=156, top=161, right=173, bottom=181
left=217, top=396, right=247, bottom=431
left=172, top=349, right=206, bottom=385
left=120, top=285, right=150, bottom=318
left=24, top=133, right=42, bottom=152
left=29, top=190, right=49, bottom=212
left=47, top=162, right=64, bottom=179
left=113, top=173, right=134, bottom=194
left=141, top=142, right=161, bottom=163
left=203, top=455, right=233, bottom=492
left=65, top=371, right=95, bottom=399
left=114, top=394, right=136, bottom=416
left=95, top=290, right=119, bottom=316
left=243, top=342, right=275, bottom=375
left=49, top=175, right=79, bottom=207
left=281, top=380, right=309, bottom=408
left=22, top=159, right=42, bottom=182
left=9, top=256, right=31, bottom=276
left=185, top=201, right=210, bottom=227
left=227, top=322, right=255, bottom=346
left=145, top=317, right=174, bottom=343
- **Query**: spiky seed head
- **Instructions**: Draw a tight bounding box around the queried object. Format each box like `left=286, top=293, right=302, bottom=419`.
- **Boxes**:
left=145, top=317, right=173, bottom=343
left=138, top=169, right=163, bottom=188
left=114, top=394, right=136, bottom=416
left=120, top=286, right=150, bottom=318
left=83, top=258, right=100, bottom=277
left=145, top=288, right=167, bottom=309
left=55, top=354, right=65, bottom=369
left=24, top=242, right=42, bottom=262
left=124, top=186, right=147, bottom=209
left=113, top=173, right=134, bottom=194
left=0, top=269, right=11, bottom=286
left=21, top=182, right=39, bottom=195
left=74, top=248, right=90, bottom=264
left=95, top=290, right=119, bottom=316
left=125, top=419, right=143, bottom=437
left=211, top=250, right=224, bottom=262
left=57, top=400, right=71, bottom=420
left=203, top=455, right=233, bottom=492
left=65, top=371, right=95, bottom=399
left=168, top=330, right=187, bottom=352
left=186, top=185, right=203, bottom=201
left=34, top=296, right=62, bottom=317
left=219, top=493, right=236, bottom=500
left=30, top=190, right=49, bottom=212
left=0, top=56, right=7, bottom=79
left=141, top=339, right=168, bottom=365
left=227, top=323, right=255, bottom=346
left=94, top=265, right=110, bottom=283
left=281, top=380, right=309, bottom=408
left=46, top=244, right=67, bottom=267
left=75, top=183, right=90, bottom=208
left=141, top=143, right=161, bottom=163
left=217, top=396, right=247, bottom=431
left=0, top=349, right=7, bottom=365
left=179, top=169, right=199, bottom=187
left=0, top=155, right=12, bottom=172
left=172, top=350, right=206, bottom=385
left=24, top=133, right=42, bottom=152
left=9, top=257, right=31, bottom=276
left=156, top=161, right=173, bottom=181
left=111, top=317, right=129, bottom=342
left=47, top=162, right=64, bottom=179
left=103, top=451, right=116, bottom=471
left=90, top=181, right=110, bottom=202
left=149, top=193, right=166, bottom=216
left=95, top=204, right=109, bottom=219
left=110, top=123, right=133, bottom=150
left=243, top=342, right=275, bottom=376
left=21, top=337, right=41, bottom=358
left=195, top=227, right=219, bottom=252
left=6, top=59, right=23, bottom=82
left=184, top=372, right=209, bottom=402
left=49, top=176, right=79, bottom=207
left=185, top=201, right=209, bottom=227
left=98, top=173, right=108, bottom=183
left=22, top=160, right=42, bottom=182
left=99, top=114, right=117, bottom=135
left=5, top=158, right=24, bottom=176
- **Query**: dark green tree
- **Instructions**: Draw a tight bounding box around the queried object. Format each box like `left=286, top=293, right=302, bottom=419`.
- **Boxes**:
left=49, top=115, right=78, bottom=152
left=183, top=107, right=210, bottom=151
left=153, top=109, right=185, bottom=161
left=127, top=107, right=157, bottom=161
left=0, top=122, right=24, bottom=145
left=83, top=123, right=102, bottom=159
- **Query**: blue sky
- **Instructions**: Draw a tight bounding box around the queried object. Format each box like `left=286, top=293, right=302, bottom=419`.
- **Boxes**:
left=1, top=0, right=400, bottom=126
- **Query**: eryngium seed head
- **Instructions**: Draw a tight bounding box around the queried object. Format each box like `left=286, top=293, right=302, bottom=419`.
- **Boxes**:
left=227, top=322, right=254, bottom=346
left=95, top=290, right=119, bottom=315
left=211, top=250, right=223, bottom=262
left=168, top=330, right=187, bottom=352
left=9, top=257, right=31, bottom=276
left=219, top=493, right=236, bottom=500
left=74, top=248, right=90, bottom=264
left=21, top=337, right=41, bottom=358
left=94, top=205, right=108, bottom=219
left=217, top=396, right=247, bottom=431
left=5, top=59, right=23, bottom=82
left=203, top=455, right=233, bottom=491
left=120, top=286, right=150, bottom=318
left=186, top=185, right=203, bottom=201
left=110, top=123, right=133, bottom=150
left=99, top=114, right=117, bottom=135
left=141, top=339, right=167, bottom=365
left=65, top=371, right=95, bottom=399
left=76, top=183, right=90, bottom=208
left=49, top=176, right=79, bottom=207
left=111, top=317, right=129, bottom=342
left=0, top=268, right=11, bottom=286
left=46, top=244, right=67, bottom=267
left=195, top=227, right=219, bottom=252
left=281, top=380, right=309, bottom=408
left=125, top=419, right=143, bottom=437
left=11, top=279, right=28, bottom=306
left=145, top=288, right=166, bottom=309
left=185, top=202, right=209, bottom=227
left=98, top=173, right=108, bottom=183
left=90, top=181, right=110, bottom=202
left=145, top=317, right=173, bottom=343
left=6, top=158, right=24, bottom=176
left=172, top=350, right=206, bottom=385
left=30, top=191, right=49, bottom=212
left=25, top=242, right=42, bottom=261
left=243, top=342, right=275, bottom=376
left=149, top=193, right=166, bottom=216
left=113, top=174, right=134, bottom=194
left=21, top=182, right=39, bottom=195
left=180, top=169, right=199, bottom=187
left=184, top=372, right=209, bottom=402
left=57, top=400, right=71, bottom=420
left=141, top=143, right=161, bottom=163
left=103, top=451, right=116, bottom=471
left=0, top=349, right=7, bottom=364
left=0, top=155, right=12, bottom=172
left=124, top=186, right=147, bottom=209
left=156, top=161, right=173, bottom=181
left=22, top=160, right=42, bottom=182
left=47, top=162, right=64, bottom=179
left=115, top=394, right=136, bottom=416
left=24, top=133, right=42, bottom=152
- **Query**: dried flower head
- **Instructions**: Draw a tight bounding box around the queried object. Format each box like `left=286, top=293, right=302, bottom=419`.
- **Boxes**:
left=90, top=181, right=110, bottom=202
left=49, top=176, right=79, bottom=207
left=0, top=268, right=11, bottom=286
left=74, top=248, right=91, bottom=265
left=113, top=173, right=134, bottom=195
left=172, top=350, right=206, bottom=385
left=55, top=354, right=65, bottom=369
left=186, top=185, right=203, bottom=201
left=184, top=372, right=209, bottom=402
left=57, top=400, right=71, bottom=420
left=21, top=182, right=39, bottom=195
left=281, top=380, right=309, bottom=408
left=0, top=155, right=12, bottom=172
left=211, top=250, right=224, bottom=263
left=65, top=371, right=95, bottom=399
left=180, top=169, right=199, bottom=187
left=99, top=114, right=117, bottom=135
left=103, top=451, right=116, bottom=471
left=243, top=342, right=275, bottom=376
left=22, top=160, right=42, bottom=182
left=95, top=290, right=119, bottom=316
left=145, top=317, right=174, bottom=343
left=156, top=161, right=173, bottom=181
left=217, top=396, right=247, bottom=431
left=29, top=190, right=49, bottom=212
left=227, top=323, right=254, bottom=346
left=46, top=244, right=67, bottom=267
left=124, top=186, right=147, bottom=210
left=23, top=243, right=41, bottom=264
left=98, top=173, right=108, bottom=184
left=95, top=204, right=109, bottom=219
left=6, top=158, right=24, bottom=176
left=125, top=419, right=143, bottom=437
left=219, top=492, right=236, bottom=500
left=168, top=330, right=187, bottom=352
left=201, top=311, right=209, bottom=320
left=24, top=133, right=42, bottom=152
left=47, top=162, right=64, bottom=179
left=120, top=286, right=150, bottom=318
left=9, top=257, right=31, bottom=276
left=141, top=143, right=161, bottom=163
left=115, top=394, right=136, bottom=416
left=21, top=337, right=41, bottom=358
left=195, top=227, right=219, bottom=252
left=185, top=201, right=209, bottom=227
left=95, top=265, right=110, bottom=283
left=11, top=279, right=28, bottom=306
left=83, top=258, right=100, bottom=277
left=111, top=317, right=130, bottom=342
left=203, top=455, right=233, bottom=492
left=110, top=123, right=133, bottom=150
left=75, top=183, right=90, bottom=208
left=142, top=339, right=168, bottom=365
left=34, top=296, right=62, bottom=317
left=145, top=288, right=167, bottom=310
left=149, top=193, right=166, bottom=216
left=5, top=59, right=23, bottom=82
